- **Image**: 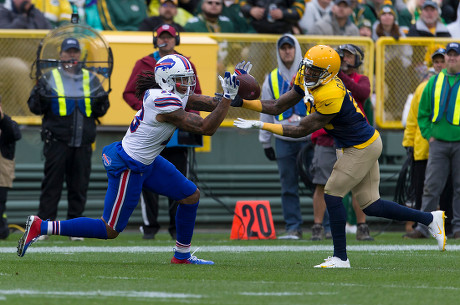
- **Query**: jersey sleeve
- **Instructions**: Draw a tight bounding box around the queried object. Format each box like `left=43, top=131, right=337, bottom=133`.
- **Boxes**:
left=313, top=79, right=345, bottom=115
left=151, top=92, right=183, bottom=114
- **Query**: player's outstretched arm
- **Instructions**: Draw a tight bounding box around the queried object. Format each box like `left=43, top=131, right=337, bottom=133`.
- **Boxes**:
left=234, top=112, right=335, bottom=138
left=232, top=87, right=303, bottom=116
left=186, top=94, right=221, bottom=112
left=158, top=72, right=238, bottom=136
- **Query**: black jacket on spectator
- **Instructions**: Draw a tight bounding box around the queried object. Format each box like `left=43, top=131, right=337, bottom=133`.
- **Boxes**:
left=138, top=16, right=184, bottom=32
left=0, top=114, right=21, bottom=162
left=0, top=1, right=51, bottom=29
left=240, top=0, right=304, bottom=34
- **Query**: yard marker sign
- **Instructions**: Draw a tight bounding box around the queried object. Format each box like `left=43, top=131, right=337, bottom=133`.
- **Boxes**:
left=230, top=200, right=276, bottom=240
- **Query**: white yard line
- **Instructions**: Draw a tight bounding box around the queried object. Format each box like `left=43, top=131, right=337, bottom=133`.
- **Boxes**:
left=0, top=289, right=201, bottom=299
left=1, top=244, right=460, bottom=253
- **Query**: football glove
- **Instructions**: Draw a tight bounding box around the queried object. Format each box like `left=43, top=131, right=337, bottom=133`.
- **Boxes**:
left=233, top=118, right=263, bottom=129
left=264, top=147, right=276, bottom=161
left=218, top=72, right=239, bottom=100
left=231, top=95, right=243, bottom=107
left=233, top=61, right=253, bottom=76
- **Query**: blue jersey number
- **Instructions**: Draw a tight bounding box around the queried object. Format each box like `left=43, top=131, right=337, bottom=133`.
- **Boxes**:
left=129, top=105, right=145, bottom=133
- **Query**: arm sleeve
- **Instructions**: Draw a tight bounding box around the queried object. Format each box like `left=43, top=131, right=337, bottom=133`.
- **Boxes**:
left=239, top=1, right=254, bottom=18
left=0, top=114, right=22, bottom=143
left=153, top=94, right=184, bottom=114
left=417, top=79, right=434, bottom=140
left=27, top=80, right=49, bottom=115
left=298, top=4, right=315, bottom=34
left=281, top=0, right=305, bottom=23
left=339, top=72, right=371, bottom=103
left=402, top=87, right=423, bottom=147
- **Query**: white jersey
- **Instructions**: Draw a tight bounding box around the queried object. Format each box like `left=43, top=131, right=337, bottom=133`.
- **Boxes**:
left=122, top=89, right=188, bottom=165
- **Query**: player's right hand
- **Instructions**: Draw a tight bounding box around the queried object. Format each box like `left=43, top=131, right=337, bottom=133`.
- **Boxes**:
left=218, top=72, right=239, bottom=100
left=233, top=118, right=263, bottom=129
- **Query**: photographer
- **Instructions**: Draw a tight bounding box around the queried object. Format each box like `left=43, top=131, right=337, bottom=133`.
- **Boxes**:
left=27, top=38, right=109, bottom=240
left=336, top=44, right=370, bottom=115
left=0, top=0, right=51, bottom=29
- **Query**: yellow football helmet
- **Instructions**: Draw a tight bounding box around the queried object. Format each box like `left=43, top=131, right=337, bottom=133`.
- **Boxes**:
left=299, top=45, right=341, bottom=88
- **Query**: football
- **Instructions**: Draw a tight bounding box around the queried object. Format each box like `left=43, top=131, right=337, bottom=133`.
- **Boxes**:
left=236, top=74, right=260, bottom=100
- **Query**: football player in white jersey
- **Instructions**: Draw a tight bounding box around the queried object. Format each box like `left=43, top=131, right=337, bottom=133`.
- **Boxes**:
left=18, top=54, right=241, bottom=264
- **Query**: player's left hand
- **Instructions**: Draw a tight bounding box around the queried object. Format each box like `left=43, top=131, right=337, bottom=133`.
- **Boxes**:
left=233, top=118, right=263, bottom=129
left=233, top=61, right=252, bottom=76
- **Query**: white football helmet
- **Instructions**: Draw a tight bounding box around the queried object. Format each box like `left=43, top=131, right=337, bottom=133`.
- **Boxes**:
left=154, top=54, right=196, bottom=98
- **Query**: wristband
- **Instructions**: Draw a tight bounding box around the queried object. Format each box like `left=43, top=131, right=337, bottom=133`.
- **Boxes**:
left=262, top=123, right=283, bottom=136
left=242, top=99, right=262, bottom=112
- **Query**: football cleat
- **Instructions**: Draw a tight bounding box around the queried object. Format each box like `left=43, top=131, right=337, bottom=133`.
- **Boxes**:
left=314, top=256, right=351, bottom=268
left=171, top=247, right=214, bottom=265
left=427, top=211, right=446, bottom=251
left=171, top=255, right=215, bottom=265
left=17, top=215, right=43, bottom=257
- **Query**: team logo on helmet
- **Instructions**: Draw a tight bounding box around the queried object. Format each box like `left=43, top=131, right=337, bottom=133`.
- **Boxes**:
left=155, top=58, right=176, bottom=72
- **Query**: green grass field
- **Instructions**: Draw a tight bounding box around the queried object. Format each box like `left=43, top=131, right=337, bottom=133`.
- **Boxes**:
left=1, top=229, right=459, bottom=305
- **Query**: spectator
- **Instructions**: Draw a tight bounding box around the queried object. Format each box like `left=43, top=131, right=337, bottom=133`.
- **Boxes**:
left=258, top=34, right=306, bottom=239
left=187, top=0, right=256, bottom=32
left=402, top=47, right=453, bottom=237
left=98, top=0, right=148, bottom=31
left=146, top=0, right=194, bottom=27
left=32, top=0, right=72, bottom=28
left=239, top=0, right=305, bottom=34
left=336, top=44, right=374, bottom=241
left=222, top=0, right=256, bottom=33
left=184, top=0, right=234, bottom=32
left=411, top=42, right=460, bottom=239
left=309, top=128, right=335, bottom=241
left=139, top=0, right=185, bottom=32
left=298, top=0, right=333, bottom=34
left=357, top=17, right=373, bottom=37
left=407, top=0, right=451, bottom=37
left=308, top=0, right=359, bottom=36
left=68, top=0, right=104, bottom=31
left=0, top=96, right=22, bottom=240
left=0, top=0, right=52, bottom=29
left=371, top=2, right=405, bottom=40
left=27, top=38, right=110, bottom=241
left=372, top=2, right=413, bottom=121
left=442, top=0, right=458, bottom=24
left=447, top=3, right=460, bottom=37
left=123, top=24, right=202, bottom=240
left=357, top=0, right=412, bottom=33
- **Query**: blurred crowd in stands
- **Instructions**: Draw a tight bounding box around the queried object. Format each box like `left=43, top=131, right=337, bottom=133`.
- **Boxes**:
left=0, top=0, right=459, bottom=38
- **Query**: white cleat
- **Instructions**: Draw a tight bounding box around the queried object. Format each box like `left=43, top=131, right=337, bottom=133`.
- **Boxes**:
left=314, top=256, right=351, bottom=268
left=427, top=211, right=446, bottom=251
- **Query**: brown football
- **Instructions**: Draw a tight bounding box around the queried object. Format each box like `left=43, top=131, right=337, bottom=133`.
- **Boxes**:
left=236, top=74, right=260, bottom=100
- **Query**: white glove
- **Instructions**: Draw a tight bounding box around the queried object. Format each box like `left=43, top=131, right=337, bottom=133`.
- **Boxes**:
left=218, top=71, right=239, bottom=100
left=233, top=118, right=264, bottom=129
left=233, top=61, right=253, bottom=76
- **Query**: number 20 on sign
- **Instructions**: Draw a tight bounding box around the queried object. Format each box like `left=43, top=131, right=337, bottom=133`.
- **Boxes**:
left=230, top=201, right=276, bottom=240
